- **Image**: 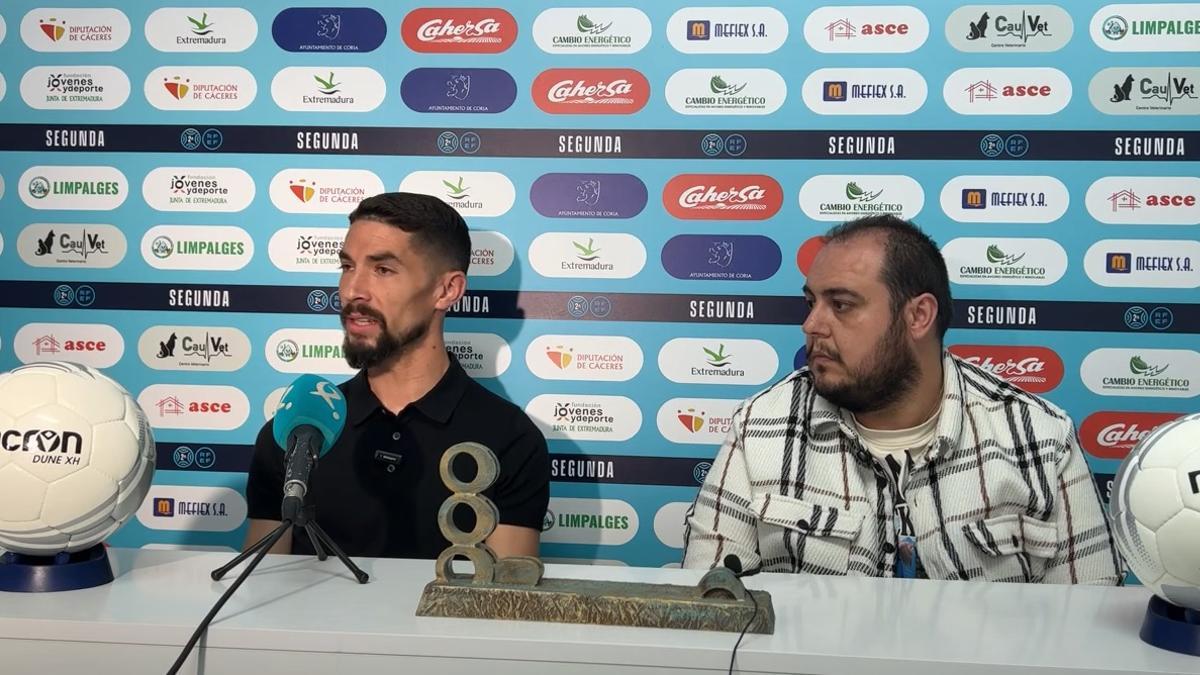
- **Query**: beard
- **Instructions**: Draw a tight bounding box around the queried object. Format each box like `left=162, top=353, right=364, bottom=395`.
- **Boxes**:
left=341, top=303, right=431, bottom=370
left=808, top=313, right=919, bottom=414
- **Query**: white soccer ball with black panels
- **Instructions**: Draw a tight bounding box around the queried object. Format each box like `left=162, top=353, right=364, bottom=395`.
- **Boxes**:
left=1110, top=412, right=1200, bottom=611
left=0, top=362, right=155, bottom=555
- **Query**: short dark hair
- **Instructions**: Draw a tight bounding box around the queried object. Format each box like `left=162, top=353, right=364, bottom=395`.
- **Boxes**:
left=348, top=192, right=470, bottom=273
left=823, top=214, right=953, bottom=340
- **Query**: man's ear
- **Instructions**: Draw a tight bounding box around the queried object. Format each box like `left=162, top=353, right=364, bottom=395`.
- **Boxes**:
left=907, top=292, right=939, bottom=340
left=433, top=270, right=466, bottom=312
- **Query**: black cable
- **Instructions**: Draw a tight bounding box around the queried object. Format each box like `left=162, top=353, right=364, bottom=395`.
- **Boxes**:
left=166, top=522, right=289, bottom=675
left=728, top=587, right=759, bottom=675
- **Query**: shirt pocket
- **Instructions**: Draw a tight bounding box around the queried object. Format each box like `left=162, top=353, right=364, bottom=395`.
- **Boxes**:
left=752, top=493, right=865, bottom=574
left=961, top=513, right=1058, bottom=581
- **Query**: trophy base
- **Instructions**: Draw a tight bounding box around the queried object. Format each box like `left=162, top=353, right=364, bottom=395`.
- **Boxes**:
left=416, top=575, right=774, bottom=634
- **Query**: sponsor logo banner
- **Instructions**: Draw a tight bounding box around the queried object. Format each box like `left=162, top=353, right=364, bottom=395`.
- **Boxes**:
left=401, top=7, right=517, bottom=53
left=663, top=174, right=783, bottom=220
left=533, top=7, right=651, bottom=54
left=526, top=394, right=642, bottom=442
left=14, top=322, right=124, bottom=368
left=1090, top=3, right=1200, bottom=52
left=666, top=6, right=788, bottom=54
left=804, top=5, right=930, bottom=53
left=400, top=67, right=516, bottom=114
left=136, top=486, right=247, bottom=532
left=541, top=497, right=639, bottom=545
left=526, top=335, right=644, bottom=382
left=948, top=344, right=1064, bottom=393
left=943, top=67, right=1072, bottom=114
left=271, top=66, right=386, bottom=112
left=661, top=234, right=781, bottom=281
left=799, top=174, right=924, bottom=221
left=530, top=173, right=647, bottom=219
left=1089, top=67, right=1200, bottom=115
left=946, top=5, right=1073, bottom=52
left=1079, top=411, right=1185, bottom=459
left=21, top=7, right=130, bottom=52
left=943, top=237, right=1068, bottom=286
left=1084, top=239, right=1200, bottom=288
left=272, top=7, right=386, bottom=53
left=138, top=325, right=251, bottom=372
left=137, top=384, right=251, bottom=430
left=20, top=65, right=130, bottom=110
left=144, top=66, right=257, bottom=111
left=665, top=68, right=786, bottom=115
left=529, top=232, right=647, bottom=279
left=18, top=223, right=126, bottom=269
left=1085, top=177, right=1200, bottom=225
left=658, top=338, right=779, bottom=384
left=1080, top=348, right=1200, bottom=398
left=145, top=7, right=258, bottom=52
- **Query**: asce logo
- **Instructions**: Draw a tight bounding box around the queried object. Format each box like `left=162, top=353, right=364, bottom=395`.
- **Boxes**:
left=944, top=67, right=1071, bottom=115
left=1085, top=177, right=1200, bottom=225
left=804, top=6, right=930, bottom=53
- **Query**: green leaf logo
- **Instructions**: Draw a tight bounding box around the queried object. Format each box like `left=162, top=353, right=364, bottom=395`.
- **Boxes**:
left=443, top=176, right=469, bottom=199
left=187, top=12, right=214, bottom=36
left=703, top=344, right=732, bottom=367
left=573, top=238, right=601, bottom=261
left=314, top=71, right=340, bottom=95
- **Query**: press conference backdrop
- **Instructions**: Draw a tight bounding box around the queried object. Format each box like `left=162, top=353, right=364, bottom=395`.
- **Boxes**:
left=0, top=0, right=1197, bottom=568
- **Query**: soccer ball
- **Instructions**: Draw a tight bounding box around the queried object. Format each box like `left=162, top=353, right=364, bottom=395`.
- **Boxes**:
left=0, top=362, right=155, bottom=555
left=1110, top=412, right=1200, bottom=611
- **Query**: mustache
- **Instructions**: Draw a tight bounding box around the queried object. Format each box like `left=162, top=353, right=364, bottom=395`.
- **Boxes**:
left=340, top=303, right=386, bottom=325
left=806, top=344, right=841, bottom=362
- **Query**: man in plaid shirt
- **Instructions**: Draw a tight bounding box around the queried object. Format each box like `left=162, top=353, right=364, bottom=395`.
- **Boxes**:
left=682, top=215, right=1122, bottom=584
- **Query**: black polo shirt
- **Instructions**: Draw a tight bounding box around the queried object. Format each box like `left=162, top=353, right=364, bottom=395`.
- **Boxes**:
left=245, top=354, right=550, bottom=559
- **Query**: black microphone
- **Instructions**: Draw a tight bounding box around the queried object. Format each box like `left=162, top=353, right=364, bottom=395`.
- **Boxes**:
left=724, top=554, right=760, bottom=578
left=271, top=375, right=348, bottom=520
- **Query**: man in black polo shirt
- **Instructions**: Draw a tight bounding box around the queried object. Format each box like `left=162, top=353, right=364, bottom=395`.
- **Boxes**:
left=244, top=192, right=549, bottom=559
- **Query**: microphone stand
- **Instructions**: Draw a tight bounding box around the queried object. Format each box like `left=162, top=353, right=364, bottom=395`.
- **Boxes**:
left=166, top=503, right=367, bottom=674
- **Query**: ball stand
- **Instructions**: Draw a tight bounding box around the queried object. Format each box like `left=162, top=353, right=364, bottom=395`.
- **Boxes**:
left=1141, top=595, right=1200, bottom=657
left=0, top=544, right=114, bottom=592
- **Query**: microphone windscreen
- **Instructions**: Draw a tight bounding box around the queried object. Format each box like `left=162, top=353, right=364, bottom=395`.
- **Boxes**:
left=271, top=374, right=347, bottom=455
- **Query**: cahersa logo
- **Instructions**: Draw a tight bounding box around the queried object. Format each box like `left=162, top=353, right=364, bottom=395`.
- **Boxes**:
left=1079, top=411, right=1184, bottom=459
left=532, top=68, right=649, bottom=114
left=949, top=344, right=1064, bottom=394
left=402, top=7, right=517, bottom=53
left=663, top=174, right=783, bottom=220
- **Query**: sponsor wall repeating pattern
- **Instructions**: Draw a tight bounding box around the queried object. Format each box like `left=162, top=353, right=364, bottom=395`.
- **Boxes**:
left=0, top=0, right=1197, bottom=569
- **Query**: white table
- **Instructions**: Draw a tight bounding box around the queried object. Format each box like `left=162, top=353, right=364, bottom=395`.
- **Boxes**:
left=0, top=548, right=1195, bottom=675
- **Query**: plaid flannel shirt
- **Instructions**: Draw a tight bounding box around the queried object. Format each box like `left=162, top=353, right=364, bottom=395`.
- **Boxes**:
left=682, top=353, right=1123, bottom=584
